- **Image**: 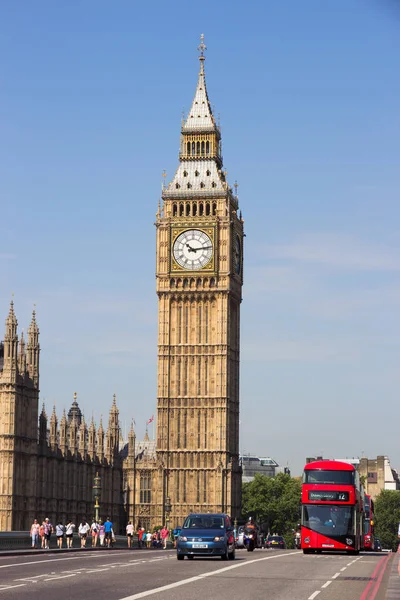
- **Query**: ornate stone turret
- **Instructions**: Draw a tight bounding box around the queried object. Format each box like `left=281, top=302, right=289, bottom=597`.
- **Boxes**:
left=2, top=300, right=18, bottom=380
left=18, top=330, right=26, bottom=375
left=39, top=403, right=47, bottom=445
left=26, top=308, right=39, bottom=387
left=68, top=392, right=82, bottom=426
left=69, top=414, right=79, bottom=455
left=128, top=421, right=136, bottom=459
left=79, top=417, right=87, bottom=457
left=50, top=405, right=58, bottom=450
left=88, top=416, right=96, bottom=459
left=106, top=394, right=120, bottom=460
left=97, top=416, right=104, bottom=462
left=59, top=409, right=67, bottom=454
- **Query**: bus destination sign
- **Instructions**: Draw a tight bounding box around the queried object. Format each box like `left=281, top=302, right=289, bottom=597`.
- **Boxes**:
left=308, top=490, right=349, bottom=502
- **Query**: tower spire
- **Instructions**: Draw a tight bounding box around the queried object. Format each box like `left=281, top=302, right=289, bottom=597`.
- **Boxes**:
left=198, top=33, right=206, bottom=73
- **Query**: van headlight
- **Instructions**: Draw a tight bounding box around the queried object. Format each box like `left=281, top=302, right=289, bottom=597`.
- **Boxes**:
left=214, top=536, right=225, bottom=542
left=178, top=536, right=187, bottom=542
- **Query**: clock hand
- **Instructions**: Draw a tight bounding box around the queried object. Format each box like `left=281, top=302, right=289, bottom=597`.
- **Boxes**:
left=186, top=243, right=198, bottom=253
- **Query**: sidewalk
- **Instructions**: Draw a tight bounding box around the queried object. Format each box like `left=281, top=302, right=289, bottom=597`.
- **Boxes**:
left=385, top=548, right=400, bottom=599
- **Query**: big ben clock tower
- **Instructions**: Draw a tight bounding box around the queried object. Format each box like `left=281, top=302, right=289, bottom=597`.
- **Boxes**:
left=155, top=36, right=244, bottom=525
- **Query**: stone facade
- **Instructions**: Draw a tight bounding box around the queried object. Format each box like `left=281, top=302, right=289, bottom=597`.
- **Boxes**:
left=0, top=302, right=124, bottom=531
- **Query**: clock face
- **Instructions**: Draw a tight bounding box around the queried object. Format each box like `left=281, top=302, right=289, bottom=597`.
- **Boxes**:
left=173, top=229, right=213, bottom=270
left=234, top=236, right=241, bottom=274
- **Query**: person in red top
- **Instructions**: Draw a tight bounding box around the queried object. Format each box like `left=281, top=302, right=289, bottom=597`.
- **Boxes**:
left=138, top=527, right=145, bottom=549
left=160, top=526, right=169, bottom=549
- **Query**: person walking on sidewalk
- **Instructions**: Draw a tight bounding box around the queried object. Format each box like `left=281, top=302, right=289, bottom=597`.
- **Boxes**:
left=126, top=521, right=134, bottom=548
left=65, top=521, right=75, bottom=548
left=30, top=519, right=40, bottom=548
left=78, top=520, right=90, bottom=548
left=55, top=522, right=65, bottom=549
left=104, top=517, right=113, bottom=548
left=160, top=526, right=169, bottom=549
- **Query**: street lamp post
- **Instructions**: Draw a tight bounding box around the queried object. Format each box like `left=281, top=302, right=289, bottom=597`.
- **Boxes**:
left=164, top=496, right=171, bottom=531
left=93, top=472, right=102, bottom=523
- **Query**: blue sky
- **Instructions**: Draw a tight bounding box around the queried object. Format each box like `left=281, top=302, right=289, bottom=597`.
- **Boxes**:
left=1, top=0, right=399, bottom=475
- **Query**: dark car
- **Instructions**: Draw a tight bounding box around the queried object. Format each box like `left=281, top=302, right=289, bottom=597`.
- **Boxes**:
left=374, top=538, right=382, bottom=552
left=176, top=513, right=235, bottom=560
left=265, top=535, right=286, bottom=549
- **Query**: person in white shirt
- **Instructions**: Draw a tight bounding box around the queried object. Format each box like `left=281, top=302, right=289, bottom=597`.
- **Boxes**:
left=65, top=521, right=75, bottom=548
left=91, top=521, right=99, bottom=547
left=78, top=520, right=90, bottom=548
left=126, top=521, right=134, bottom=548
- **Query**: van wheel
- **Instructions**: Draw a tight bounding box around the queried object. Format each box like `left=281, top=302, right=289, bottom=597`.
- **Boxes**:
left=177, top=555, right=184, bottom=560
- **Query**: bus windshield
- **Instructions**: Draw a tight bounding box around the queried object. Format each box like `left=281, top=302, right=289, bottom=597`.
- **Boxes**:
left=303, top=470, right=354, bottom=485
left=302, top=505, right=354, bottom=536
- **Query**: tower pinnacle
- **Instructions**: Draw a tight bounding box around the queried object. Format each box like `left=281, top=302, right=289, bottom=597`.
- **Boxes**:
left=198, top=33, right=206, bottom=72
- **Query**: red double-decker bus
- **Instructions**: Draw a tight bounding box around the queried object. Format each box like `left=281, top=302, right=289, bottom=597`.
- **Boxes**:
left=363, top=494, right=375, bottom=550
left=301, top=460, right=364, bottom=554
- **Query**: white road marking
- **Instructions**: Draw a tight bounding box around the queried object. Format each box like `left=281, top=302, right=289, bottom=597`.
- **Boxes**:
left=332, top=572, right=340, bottom=579
left=85, top=568, right=110, bottom=573
left=340, top=567, right=347, bottom=571
left=0, top=584, right=27, bottom=591
left=308, top=592, right=320, bottom=600
left=118, top=551, right=300, bottom=600
left=322, top=581, right=332, bottom=588
left=44, top=574, right=77, bottom=581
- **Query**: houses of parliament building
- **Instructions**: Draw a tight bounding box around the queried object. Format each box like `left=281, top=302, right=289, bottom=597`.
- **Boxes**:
left=0, top=37, right=244, bottom=532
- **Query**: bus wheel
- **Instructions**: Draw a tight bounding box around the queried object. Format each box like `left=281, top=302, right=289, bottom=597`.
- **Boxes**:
left=303, top=549, right=312, bottom=554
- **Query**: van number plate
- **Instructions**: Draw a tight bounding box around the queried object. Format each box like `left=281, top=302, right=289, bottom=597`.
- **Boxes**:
left=192, top=543, right=208, bottom=548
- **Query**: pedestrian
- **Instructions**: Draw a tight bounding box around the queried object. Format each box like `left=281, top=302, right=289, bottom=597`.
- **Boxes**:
left=146, top=531, right=152, bottom=549
left=160, top=525, right=169, bottom=549
left=99, top=521, right=105, bottom=547
left=104, top=517, right=113, bottom=548
left=65, top=520, right=75, bottom=548
left=78, top=519, right=90, bottom=548
left=137, top=527, right=144, bottom=549
left=55, top=522, right=65, bottom=549
left=43, top=518, right=53, bottom=549
left=30, top=519, right=40, bottom=548
left=91, top=520, right=99, bottom=547
left=126, top=521, right=134, bottom=548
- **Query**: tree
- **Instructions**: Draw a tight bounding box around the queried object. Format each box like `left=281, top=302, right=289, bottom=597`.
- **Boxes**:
left=374, top=490, right=400, bottom=551
left=242, top=473, right=301, bottom=544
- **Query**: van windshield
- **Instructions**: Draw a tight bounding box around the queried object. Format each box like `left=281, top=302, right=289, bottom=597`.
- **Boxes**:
left=183, top=516, right=224, bottom=529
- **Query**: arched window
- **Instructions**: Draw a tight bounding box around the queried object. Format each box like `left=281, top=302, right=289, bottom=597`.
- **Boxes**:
left=210, top=277, right=215, bottom=287
left=206, top=203, right=210, bottom=216
left=183, top=170, right=188, bottom=177
left=186, top=203, right=190, bottom=216
left=199, top=202, right=204, bottom=216
left=211, top=181, right=216, bottom=188
left=187, top=183, right=191, bottom=189
left=173, top=203, right=177, bottom=216
left=179, top=204, right=184, bottom=216
left=193, top=203, right=197, bottom=216
left=196, top=141, right=200, bottom=154
left=206, top=169, right=211, bottom=176
left=206, top=141, right=210, bottom=156
left=200, top=182, right=205, bottom=189
left=212, top=202, right=217, bottom=215
left=201, top=141, right=205, bottom=156
left=195, top=170, right=199, bottom=177
left=175, top=183, right=180, bottom=189
left=187, top=142, right=191, bottom=155
left=192, top=142, right=195, bottom=154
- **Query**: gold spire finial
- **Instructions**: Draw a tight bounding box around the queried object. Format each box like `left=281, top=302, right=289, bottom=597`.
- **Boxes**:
left=198, top=33, right=206, bottom=58
left=73, top=391, right=77, bottom=401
